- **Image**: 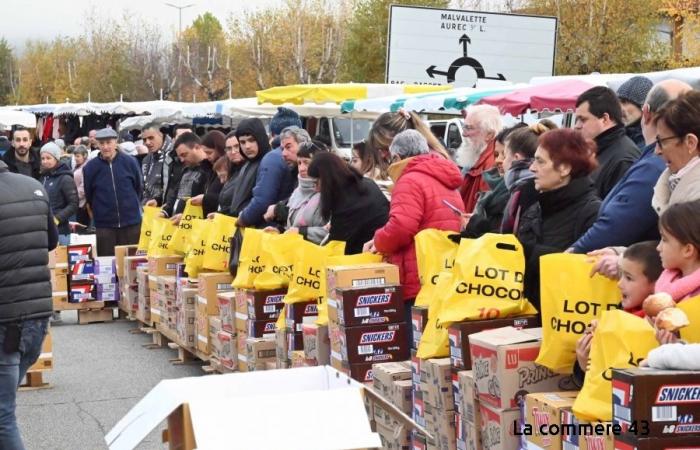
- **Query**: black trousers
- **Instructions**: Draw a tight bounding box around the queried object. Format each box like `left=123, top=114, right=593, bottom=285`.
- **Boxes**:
left=95, top=224, right=140, bottom=256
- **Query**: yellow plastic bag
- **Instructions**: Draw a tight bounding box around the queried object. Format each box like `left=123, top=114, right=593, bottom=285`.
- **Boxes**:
left=232, top=228, right=267, bottom=289
left=147, top=218, right=178, bottom=257
left=572, top=310, right=658, bottom=421
left=437, top=233, right=535, bottom=325
left=202, top=213, right=237, bottom=271
left=316, top=252, right=383, bottom=325
left=416, top=271, right=454, bottom=358
left=678, top=295, right=700, bottom=343
left=254, top=233, right=305, bottom=290
left=284, top=240, right=345, bottom=305
left=137, top=206, right=162, bottom=251
left=184, top=219, right=210, bottom=278
left=171, top=201, right=203, bottom=254
left=414, top=229, right=459, bottom=308
left=536, top=253, right=622, bottom=374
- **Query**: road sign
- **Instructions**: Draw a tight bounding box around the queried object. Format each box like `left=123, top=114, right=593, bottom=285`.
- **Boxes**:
left=386, top=5, right=557, bottom=87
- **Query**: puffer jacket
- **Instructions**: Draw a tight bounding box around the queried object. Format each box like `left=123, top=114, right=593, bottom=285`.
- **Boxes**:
left=373, top=154, right=464, bottom=299
left=40, top=163, right=79, bottom=234
left=0, top=161, right=55, bottom=323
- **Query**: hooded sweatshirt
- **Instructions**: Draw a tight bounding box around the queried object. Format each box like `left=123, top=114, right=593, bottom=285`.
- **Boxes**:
left=374, top=153, right=464, bottom=299
left=229, top=118, right=271, bottom=220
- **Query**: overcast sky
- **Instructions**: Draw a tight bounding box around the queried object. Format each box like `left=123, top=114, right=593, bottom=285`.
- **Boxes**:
left=2, top=0, right=284, bottom=52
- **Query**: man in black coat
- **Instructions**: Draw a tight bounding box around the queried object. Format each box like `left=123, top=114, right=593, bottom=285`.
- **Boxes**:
left=0, top=160, right=58, bottom=448
left=574, top=86, right=641, bottom=199
left=2, top=127, right=41, bottom=180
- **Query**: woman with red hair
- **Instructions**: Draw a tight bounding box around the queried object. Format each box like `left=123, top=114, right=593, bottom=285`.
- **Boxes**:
left=516, top=128, right=602, bottom=309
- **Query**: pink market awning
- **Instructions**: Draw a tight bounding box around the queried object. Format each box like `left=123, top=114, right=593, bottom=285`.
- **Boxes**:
left=478, top=80, right=596, bottom=115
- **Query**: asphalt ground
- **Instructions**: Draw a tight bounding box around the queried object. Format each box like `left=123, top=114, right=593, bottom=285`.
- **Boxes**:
left=16, top=310, right=204, bottom=449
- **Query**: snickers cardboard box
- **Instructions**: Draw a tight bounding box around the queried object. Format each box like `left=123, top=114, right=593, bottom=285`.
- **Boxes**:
left=330, top=353, right=374, bottom=384
left=612, top=368, right=700, bottom=438
left=330, top=321, right=409, bottom=365
left=469, top=327, right=569, bottom=410
left=244, top=288, right=286, bottom=320
left=614, top=433, right=700, bottom=450
left=524, top=392, right=579, bottom=450
left=285, top=300, right=319, bottom=333
left=326, top=263, right=400, bottom=292
left=327, top=285, right=403, bottom=327
left=411, top=306, right=428, bottom=350
left=247, top=319, right=277, bottom=338
left=449, top=315, right=541, bottom=370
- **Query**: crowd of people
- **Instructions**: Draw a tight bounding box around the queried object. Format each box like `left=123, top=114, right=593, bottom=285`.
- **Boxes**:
left=2, top=77, right=700, bottom=373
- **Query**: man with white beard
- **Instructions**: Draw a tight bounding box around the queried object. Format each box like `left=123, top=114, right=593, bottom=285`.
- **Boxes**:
left=457, top=105, right=503, bottom=213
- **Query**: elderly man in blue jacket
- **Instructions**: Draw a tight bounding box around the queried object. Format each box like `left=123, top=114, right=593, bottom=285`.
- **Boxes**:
left=570, top=79, right=692, bottom=256
left=83, top=128, right=143, bottom=256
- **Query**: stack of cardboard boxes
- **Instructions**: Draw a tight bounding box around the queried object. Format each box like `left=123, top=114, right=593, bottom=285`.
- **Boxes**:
left=233, top=288, right=284, bottom=371
left=148, top=256, right=182, bottom=325
left=327, top=263, right=406, bottom=382
left=195, top=272, right=233, bottom=358
left=94, top=257, right=119, bottom=303
left=49, top=246, right=69, bottom=309
left=176, top=282, right=197, bottom=349
left=421, top=358, right=457, bottom=449
left=372, top=362, right=413, bottom=449
left=284, top=300, right=319, bottom=365
left=67, top=243, right=96, bottom=303
left=119, top=248, right=147, bottom=318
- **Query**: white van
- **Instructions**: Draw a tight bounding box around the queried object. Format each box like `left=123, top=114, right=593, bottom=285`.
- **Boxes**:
left=305, top=117, right=373, bottom=159
left=428, top=118, right=464, bottom=154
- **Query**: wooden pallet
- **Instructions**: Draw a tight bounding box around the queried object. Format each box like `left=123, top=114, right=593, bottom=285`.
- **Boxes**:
left=19, top=371, right=51, bottom=391
left=78, top=307, right=115, bottom=324
left=53, top=297, right=105, bottom=311
left=141, top=326, right=170, bottom=349
left=156, top=323, right=210, bottom=365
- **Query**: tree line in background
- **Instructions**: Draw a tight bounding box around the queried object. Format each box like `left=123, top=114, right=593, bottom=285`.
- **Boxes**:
left=0, top=0, right=698, bottom=106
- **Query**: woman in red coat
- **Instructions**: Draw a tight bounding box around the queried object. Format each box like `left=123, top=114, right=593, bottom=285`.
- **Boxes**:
left=365, top=129, right=464, bottom=341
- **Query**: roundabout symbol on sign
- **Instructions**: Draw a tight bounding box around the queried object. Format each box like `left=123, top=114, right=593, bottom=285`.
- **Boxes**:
left=426, top=34, right=506, bottom=86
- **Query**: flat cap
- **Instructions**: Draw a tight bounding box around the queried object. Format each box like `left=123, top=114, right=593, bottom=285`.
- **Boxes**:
left=95, top=128, right=118, bottom=140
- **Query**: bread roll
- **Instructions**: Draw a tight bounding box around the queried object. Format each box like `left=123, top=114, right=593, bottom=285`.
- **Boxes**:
left=656, top=308, right=690, bottom=332
left=643, top=292, right=675, bottom=317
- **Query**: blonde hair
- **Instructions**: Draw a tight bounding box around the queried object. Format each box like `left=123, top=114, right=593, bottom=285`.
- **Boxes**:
left=367, top=111, right=448, bottom=159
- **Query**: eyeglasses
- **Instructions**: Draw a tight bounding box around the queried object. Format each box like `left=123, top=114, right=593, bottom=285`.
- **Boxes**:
left=655, top=135, right=680, bottom=150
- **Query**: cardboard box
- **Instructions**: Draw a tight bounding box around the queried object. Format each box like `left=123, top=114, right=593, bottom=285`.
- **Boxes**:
left=243, top=288, right=286, bottom=320
left=612, top=367, right=700, bottom=438
left=613, top=434, right=700, bottom=450
left=329, top=321, right=409, bottom=365
left=51, top=270, right=68, bottom=294
left=326, top=263, right=400, bottom=292
left=420, top=358, right=454, bottom=412
left=246, top=319, right=277, bottom=338
left=217, top=291, right=236, bottom=333
left=28, top=328, right=53, bottom=371
left=245, top=337, right=276, bottom=371
left=70, top=259, right=94, bottom=283
left=148, top=255, right=183, bottom=276
left=524, top=392, right=579, bottom=450
left=195, top=307, right=210, bottom=355
left=114, top=245, right=139, bottom=278
left=124, top=256, right=148, bottom=285
left=372, top=361, right=412, bottom=399
left=561, top=411, right=616, bottom=450
left=198, top=272, right=233, bottom=309
left=469, top=327, right=568, bottom=410
left=68, top=244, right=93, bottom=265
left=177, top=307, right=196, bottom=348
left=392, top=379, right=413, bottom=415
left=302, top=324, right=330, bottom=365
left=456, top=412, right=483, bottom=450
left=290, top=350, right=308, bottom=368
left=179, top=288, right=197, bottom=310
left=330, top=354, right=374, bottom=383
left=217, top=331, right=237, bottom=370
left=479, top=402, right=520, bottom=450
left=327, top=285, right=403, bottom=327
left=425, top=407, right=457, bottom=450
left=69, top=282, right=95, bottom=303
left=376, top=422, right=411, bottom=449
left=449, top=315, right=541, bottom=370
left=458, top=371, right=480, bottom=425
left=48, top=245, right=68, bottom=268
left=285, top=300, right=318, bottom=333
left=411, top=306, right=428, bottom=350
left=275, top=327, right=290, bottom=368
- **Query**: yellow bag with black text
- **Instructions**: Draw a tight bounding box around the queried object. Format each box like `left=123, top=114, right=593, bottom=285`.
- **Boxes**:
left=202, top=213, right=237, bottom=271
left=284, top=240, right=345, bottom=305
left=414, top=229, right=459, bottom=308
left=416, top=271, right=455, bottom=358
left=137, top=206, right=162, bottom=251
left=232, top=228, right=267, bottom=289
left=572, top=309, right=658, bottom=421
left=437, top=233, right=536, bottom=326
left=254, top=233, right=305, bottom=290
left=316, top=252, right=383, bottom=325
left=170, top=201, right=203, bottom=254
left=184, top=219, right=209, bottom=277
left=678, top=295, right=700, bottom=343
left=536, top=253, right=622, bottom=374
left=147, top=218, right=178, bottom=257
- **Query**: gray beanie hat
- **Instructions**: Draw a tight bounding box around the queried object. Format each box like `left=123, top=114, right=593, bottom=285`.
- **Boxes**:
left=40, top=142, right=62, bottom=161
left=617, top=76, right=653, bottom=108
left=389, top=129, right=429, bottom=159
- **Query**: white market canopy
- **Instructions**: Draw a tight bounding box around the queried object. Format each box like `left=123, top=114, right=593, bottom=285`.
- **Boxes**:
left=0, top=108, right=37, bottom=129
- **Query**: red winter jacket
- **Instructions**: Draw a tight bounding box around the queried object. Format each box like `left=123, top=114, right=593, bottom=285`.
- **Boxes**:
left=460, top=140, right=495, bottom=214
left=373, top=154, right=464, bottom=299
